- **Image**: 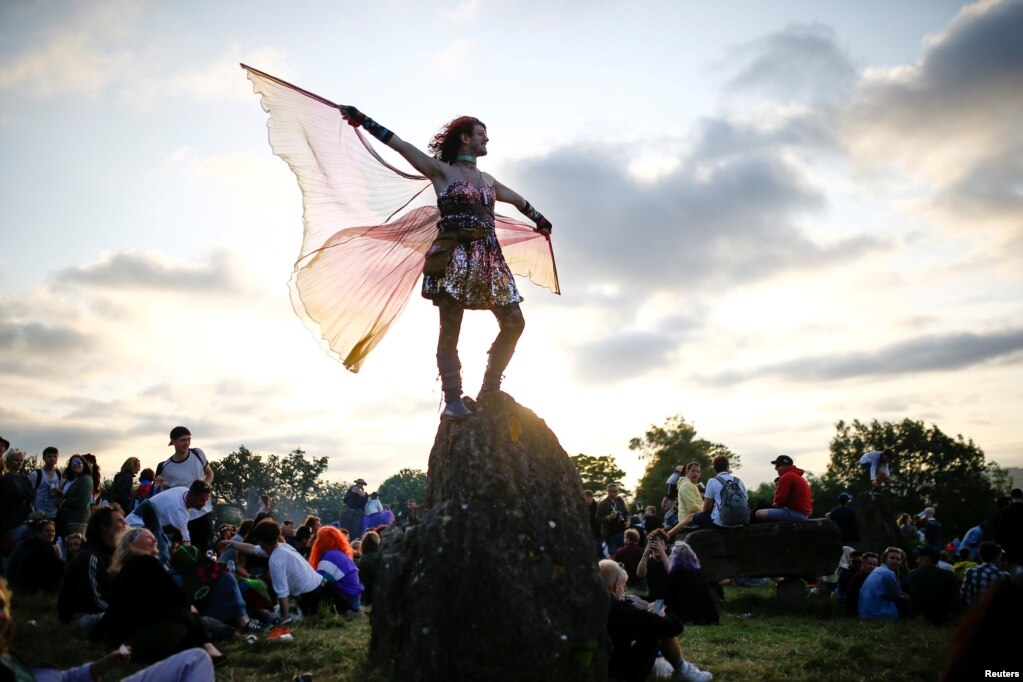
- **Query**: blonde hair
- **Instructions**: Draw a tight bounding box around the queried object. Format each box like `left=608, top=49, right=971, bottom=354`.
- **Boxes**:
left=598, top=559, right=627, bottom=590
left=109, top=527, right=152, bottom=574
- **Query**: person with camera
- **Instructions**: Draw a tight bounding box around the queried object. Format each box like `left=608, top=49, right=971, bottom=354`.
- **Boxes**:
left=596, top=483, right=629, bottom=556
left=637, top=529, right=671, bottom=602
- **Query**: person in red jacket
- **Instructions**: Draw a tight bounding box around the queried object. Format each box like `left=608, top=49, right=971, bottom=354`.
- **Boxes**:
left=755, top=455, right=813, bottom=522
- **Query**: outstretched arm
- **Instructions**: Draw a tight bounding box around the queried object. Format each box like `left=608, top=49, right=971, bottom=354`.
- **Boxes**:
left=492, top=179, right=553, bottom=235
left=338, top=105, right=446, bottom=181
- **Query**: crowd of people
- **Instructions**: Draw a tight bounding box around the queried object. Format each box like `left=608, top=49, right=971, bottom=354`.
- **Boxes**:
left=583, top=451, right=1022, bottom=681
left=3, top=431, right=1021, bottom=682
left=0, top=430, right=396, bottom=681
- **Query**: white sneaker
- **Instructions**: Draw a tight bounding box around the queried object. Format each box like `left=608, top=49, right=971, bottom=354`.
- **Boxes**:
left=673, top=660, right=713, bottom=682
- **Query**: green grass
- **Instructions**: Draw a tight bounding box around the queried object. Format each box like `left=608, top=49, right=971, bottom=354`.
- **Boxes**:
left=11, top=585, right=953, bottom=681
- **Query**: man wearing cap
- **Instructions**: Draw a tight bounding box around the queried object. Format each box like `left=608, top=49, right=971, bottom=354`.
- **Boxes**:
left=826, top=492, right=861, bottom=548
left=342, top=478, right=369, bottom=537
left=125, top=479, right=212, bottom=565
left=907, top=545, right=959, bottom=624
left=157, top=426, right=215, bottom=552
left=754, top=455, right=813, bottom=523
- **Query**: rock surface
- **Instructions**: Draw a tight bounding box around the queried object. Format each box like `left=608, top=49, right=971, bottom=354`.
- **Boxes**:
left=848, top=491, right=904, bottom=554
left=369, top=391, right=609, bottom=681
left=685, top=519, right=843, bottom=582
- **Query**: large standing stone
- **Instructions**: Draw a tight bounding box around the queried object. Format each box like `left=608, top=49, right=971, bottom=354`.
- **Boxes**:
left=685, top=519, right=843, bottom=582
left=848, top=491, right=903, bottom=554
left=369, top=392, right=609, bottom=681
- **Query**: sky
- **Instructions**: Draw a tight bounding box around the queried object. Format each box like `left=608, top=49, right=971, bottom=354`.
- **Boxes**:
left=1, top=0, right=1021, bottom=497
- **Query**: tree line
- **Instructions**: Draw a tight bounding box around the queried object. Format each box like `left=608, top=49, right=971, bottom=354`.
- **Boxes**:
left=571, top=414, right=1010, bottom=538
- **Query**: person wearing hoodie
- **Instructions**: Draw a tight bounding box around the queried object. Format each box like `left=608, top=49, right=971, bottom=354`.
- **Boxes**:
left=755, top=455, right=813, bottom=522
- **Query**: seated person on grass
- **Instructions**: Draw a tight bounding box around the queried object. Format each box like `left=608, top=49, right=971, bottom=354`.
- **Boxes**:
left=599, top=559, right=712, bottom=682
left=859, top=547, right=908, bottom=620
left=57, top=507, right=124, bottom=635
left=908, top=545, right=959, bottom=624
left=613, top=529, right=646, bottom=587
left=1, top=577, right=215, bottom=682
left=226, top=519, right=327, bottom=622
left=844, top=552, right=878, bottom=617
left=308, top=526, right=364, bottom=614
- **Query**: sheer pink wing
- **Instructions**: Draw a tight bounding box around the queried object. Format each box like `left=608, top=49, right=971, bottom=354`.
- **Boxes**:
left=243, top=65, right=559, bottom=372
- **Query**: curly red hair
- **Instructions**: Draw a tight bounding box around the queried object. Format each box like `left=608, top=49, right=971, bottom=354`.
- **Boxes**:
left=427, top=116, right=486, bottom=163
left=308, top=525, right=353, bottom=568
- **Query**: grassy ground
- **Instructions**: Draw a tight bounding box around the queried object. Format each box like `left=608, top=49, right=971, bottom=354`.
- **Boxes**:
left=10, top=585, right=952, bottom=681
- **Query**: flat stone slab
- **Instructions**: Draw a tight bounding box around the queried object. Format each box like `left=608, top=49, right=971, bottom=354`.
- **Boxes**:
left=685, top=519, right=843, bottom=582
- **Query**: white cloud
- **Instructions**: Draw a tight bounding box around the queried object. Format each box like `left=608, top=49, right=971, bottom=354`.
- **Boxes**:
left=445, top=0, right=481, bottom=21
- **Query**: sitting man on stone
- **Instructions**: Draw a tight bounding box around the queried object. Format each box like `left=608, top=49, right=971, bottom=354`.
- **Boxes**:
left=907, top=545, right=959, bottom=624
left=58, top=506, right=126, bottom=635
left=858, top=546, right=909, bottom=620
left=599, top=559, right=712, bottom=682
left=672, top=456, right=748, bottom=535
left=754, top=455, right=812, bottom=523
left=859, top=447, right=893, bottom=490
left=961, top=541, right=1010, bottom=608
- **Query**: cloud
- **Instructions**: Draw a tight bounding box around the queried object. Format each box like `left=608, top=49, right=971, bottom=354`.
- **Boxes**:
left=0, top=29, right=133, bottom=98
left=701, top=328, right=1023, bottom=385
left=445, top=0, right=481, bottom=21
left=723, top=23, right=859, bottom=104
left=55, top=249, right=247, bottom=293
left=842, top=0, right=1023, bottom=243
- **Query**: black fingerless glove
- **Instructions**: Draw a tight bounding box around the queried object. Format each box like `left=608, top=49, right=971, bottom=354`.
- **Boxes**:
left=521, top=201, right=552, bottom=233
left=338, top=105, right=394, bottom=144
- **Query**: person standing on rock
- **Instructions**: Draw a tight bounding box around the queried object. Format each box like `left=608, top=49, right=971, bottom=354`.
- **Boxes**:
left=859, top=448, right=893, bottom=490
left=341, top=479, right=368, bottom=537
left=596, top=483, right=629, bottom=556
left=337, top=108, right=554, bottom=421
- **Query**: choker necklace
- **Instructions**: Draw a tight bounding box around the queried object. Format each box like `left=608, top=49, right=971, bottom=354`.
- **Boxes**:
left=454, top=155, right=476, bottom=165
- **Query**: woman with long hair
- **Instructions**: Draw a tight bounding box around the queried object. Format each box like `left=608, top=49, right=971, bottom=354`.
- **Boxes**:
left=108, top=457, right=140, bottom=513
left=100, top=528, right=222, bottom=664
left=308, top=525, right=364, bottom=614
left=56, top=455, right=93, bottom=536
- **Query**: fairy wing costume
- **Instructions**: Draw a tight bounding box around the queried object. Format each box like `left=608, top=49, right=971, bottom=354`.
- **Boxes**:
left=241, top=65, right=560, bottom=372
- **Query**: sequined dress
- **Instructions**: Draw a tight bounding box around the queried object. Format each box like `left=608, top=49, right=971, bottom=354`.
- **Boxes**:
left=421, top=180, right=523, bottom=309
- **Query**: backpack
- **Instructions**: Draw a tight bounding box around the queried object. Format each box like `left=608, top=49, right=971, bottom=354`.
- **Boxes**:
left=715, top=474, right=749, bottom=526
left=33, top=469, right=60, bottom=491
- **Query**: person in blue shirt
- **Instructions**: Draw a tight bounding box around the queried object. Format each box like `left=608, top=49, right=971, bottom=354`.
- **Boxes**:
left=859, top=546, right=909, bottom=620
left=960, top=520, right=987, bottom=561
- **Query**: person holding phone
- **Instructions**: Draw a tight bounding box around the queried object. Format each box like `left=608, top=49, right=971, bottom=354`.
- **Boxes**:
left=637, top=529, right=671, bottom=602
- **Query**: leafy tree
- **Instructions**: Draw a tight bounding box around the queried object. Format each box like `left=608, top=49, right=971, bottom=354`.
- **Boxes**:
left=308, top=481, right=350, bottom=526
left=570, top=454, right=629, bottom=498
left=378, top=468, right=428, bottom=523
left=209, top=445, right=328, bottom=521
left=821, top=418, right=1009, bottom=536
left=209, top=445, right=273, bottom=510
left=631, top=415, right=738, bottom=511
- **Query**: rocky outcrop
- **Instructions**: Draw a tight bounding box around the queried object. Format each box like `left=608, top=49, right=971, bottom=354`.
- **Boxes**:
left=848, top=492, right=903, bottom=554
left=369, top=391, right=609, bottom=682
left=685, top=519, right=843, bottom=582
